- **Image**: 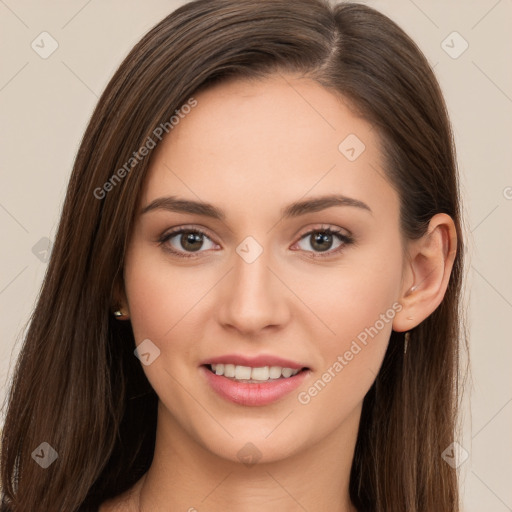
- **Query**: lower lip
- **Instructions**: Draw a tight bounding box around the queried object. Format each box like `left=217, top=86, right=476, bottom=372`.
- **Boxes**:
left=200, top=365, right=310, bottom=406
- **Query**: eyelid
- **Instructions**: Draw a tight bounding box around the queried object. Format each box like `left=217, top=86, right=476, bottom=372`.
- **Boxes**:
left=294, top=223, right=352, bottom=240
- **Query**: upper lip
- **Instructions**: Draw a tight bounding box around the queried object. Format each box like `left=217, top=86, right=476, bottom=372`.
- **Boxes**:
left=201, top=354, right=309, bottom=370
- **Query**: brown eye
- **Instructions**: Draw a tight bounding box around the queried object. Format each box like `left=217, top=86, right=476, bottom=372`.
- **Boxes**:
left=160, top=228, right=217, bottom=257
left=294, top=228, right=353, bottom=256
left=309, top=232, right=335, bottom=252
left=179, top=231, right=205, bottom=252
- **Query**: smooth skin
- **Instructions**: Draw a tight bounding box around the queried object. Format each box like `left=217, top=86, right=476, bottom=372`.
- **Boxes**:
left=102, top=74, right=457, bottom=511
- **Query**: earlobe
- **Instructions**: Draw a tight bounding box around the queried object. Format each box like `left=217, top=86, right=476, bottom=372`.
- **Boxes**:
left=393, top=213, right=457, bottom=332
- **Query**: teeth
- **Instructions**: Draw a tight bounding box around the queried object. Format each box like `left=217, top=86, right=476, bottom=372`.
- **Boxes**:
left=281, top=368, right=293, bottom=378
left=251, top=366, right=269, bottom=380
left=269, top=366, right=282, bottom=379
left=210, top=364, right=301, bottom=381
left=235, top=365, right=252, bottom=380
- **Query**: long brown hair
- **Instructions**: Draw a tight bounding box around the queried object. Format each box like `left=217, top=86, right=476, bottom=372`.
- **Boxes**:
left=1, top=1, right=467, bottom=510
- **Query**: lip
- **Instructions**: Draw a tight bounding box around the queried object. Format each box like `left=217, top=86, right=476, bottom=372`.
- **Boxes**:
left=200, top=353, right=308, bottom=370
left=200, top=365, right=310, bottom=406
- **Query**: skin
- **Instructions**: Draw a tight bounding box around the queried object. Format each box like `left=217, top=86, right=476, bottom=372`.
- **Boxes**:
left=102, top=73, right=457, bottom=511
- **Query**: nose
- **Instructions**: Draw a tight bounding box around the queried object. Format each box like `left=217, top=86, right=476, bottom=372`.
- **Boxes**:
left=216, top=246, right=290, bottom=336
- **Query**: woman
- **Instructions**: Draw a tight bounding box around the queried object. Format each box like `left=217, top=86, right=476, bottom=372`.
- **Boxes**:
left=0, top=0, right=467, bottom=510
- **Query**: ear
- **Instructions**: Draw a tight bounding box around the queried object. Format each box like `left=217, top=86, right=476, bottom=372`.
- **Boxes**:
left=393, top=213, right=457, bottom=332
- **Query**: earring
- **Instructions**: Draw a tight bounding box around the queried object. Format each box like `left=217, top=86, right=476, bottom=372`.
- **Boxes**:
left=113, top=308, right=128, bottom=319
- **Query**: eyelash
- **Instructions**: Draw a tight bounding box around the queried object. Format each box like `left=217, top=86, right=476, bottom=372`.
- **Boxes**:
left=158, top=225, right=354, bottom=259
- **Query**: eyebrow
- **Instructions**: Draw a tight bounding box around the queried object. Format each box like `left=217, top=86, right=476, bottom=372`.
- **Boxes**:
left=140, top=194, right=372, bottom=219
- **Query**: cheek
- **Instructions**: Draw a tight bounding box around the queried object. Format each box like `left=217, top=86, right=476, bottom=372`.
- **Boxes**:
left=302, top=233, right=402, bottom=341
left=296, top=296, right=396, bottom=427
left=123, top=243, right=223, bottom=402
left=124, top=243, right=207, bottom=342
left=297, top=243, right=402, bottom=407
left=123, top=248, right=210, bottom=411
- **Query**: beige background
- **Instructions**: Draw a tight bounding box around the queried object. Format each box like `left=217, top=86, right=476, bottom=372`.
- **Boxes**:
left=1, top=0, right=511, bottom=509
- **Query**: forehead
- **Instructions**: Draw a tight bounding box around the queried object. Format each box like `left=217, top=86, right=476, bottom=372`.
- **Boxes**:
left=140, top=75, right=398, bottom=222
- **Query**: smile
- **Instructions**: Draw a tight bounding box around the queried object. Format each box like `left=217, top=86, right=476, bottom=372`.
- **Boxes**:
left=209, top=363, right=302, bottom=382
left=200, top=364, right=310, bottom=406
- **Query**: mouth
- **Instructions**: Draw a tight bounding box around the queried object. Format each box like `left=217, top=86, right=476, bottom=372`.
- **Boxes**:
left=203, top=363, right=309, bottom=383
left=200, top=361, right=311, bottom=406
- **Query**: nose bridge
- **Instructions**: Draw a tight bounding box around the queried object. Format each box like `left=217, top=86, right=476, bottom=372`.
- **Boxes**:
left=217, top=238, right=288, bottom=333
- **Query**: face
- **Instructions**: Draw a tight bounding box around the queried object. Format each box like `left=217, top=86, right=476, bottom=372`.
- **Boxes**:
left=123, top=74, right=407, bottom=464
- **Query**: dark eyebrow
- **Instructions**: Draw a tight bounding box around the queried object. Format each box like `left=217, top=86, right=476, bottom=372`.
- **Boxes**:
left=141, top=196, right=226, bottom=219
left=140, top=194, right=372, bottom=219
left=282, top=194, right=372, bottom=218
